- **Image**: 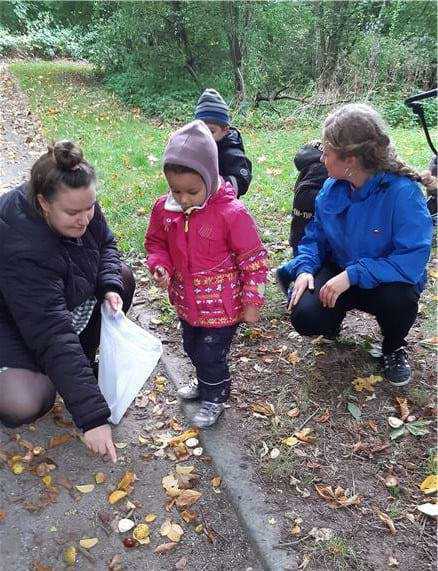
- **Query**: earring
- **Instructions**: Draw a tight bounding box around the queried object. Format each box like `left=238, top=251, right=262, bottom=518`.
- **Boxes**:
left=344, top=167, right=355, bottom=178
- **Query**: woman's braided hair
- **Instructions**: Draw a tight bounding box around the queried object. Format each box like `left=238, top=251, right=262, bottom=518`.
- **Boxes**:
left=322, top=103, right=425, bottom=185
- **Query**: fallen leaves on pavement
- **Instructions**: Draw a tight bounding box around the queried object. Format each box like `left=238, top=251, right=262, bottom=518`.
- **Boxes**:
left=314, top=484, right=362, bottom=508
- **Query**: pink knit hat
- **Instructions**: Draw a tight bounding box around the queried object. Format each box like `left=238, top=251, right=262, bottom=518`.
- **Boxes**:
left=163, top=120, right=219, bottom=197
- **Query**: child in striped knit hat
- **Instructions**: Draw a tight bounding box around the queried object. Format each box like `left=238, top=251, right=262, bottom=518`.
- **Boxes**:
left=195, top=88, right=252, bottom=198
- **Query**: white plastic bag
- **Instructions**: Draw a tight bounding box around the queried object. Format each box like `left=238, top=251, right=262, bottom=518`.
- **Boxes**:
left=98, top=303, right=162, bottom=424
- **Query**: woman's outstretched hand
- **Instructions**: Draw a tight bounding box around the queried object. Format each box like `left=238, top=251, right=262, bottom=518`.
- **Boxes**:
left=319, top=271, right=350, bottom=308
left=84, top=424, right=117, bottom=463
left=287, top=272, right=314, bottom=311
left=104, top=291, right=123, bottom=312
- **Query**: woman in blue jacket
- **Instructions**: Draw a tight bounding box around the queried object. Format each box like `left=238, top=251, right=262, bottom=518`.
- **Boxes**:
left=277, top=104, right=432, bottom=387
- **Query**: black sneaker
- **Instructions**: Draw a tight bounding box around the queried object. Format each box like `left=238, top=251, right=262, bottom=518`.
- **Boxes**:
left=382, top=348, right=411, bottom=386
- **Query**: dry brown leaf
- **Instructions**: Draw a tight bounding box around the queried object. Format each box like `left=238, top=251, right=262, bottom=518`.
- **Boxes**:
left=47, top=433, right=73, bottom=449
left=32, top=562, right=52, bottom=571
left=287, top=351, right=301, bottom=366
left=316, top=409, right=330, bottom=423
left=250, top=402, right=275, bottom=416
left=175, top=557, right=188, bottom=570
left=295, top=428, right=316, bottom=444
left=175, top=464, right=195, bottom=475
left=176, top=473, right=199, bottom=489
left=367, top=420, right=379, bottom=432
left=154, top=542, right=177, bottom=555
left=94, top=472, right=107, bottom=484
left=117, top=471, right=136, bottom=491
left=175, top=489, right=202, bottom=508
left=0, top=511, right=5, bottom=522
left=314, top=484, right=362, bottom=508
left=376, top=509, right=396, bottom=534
left=165, top=498, right=177, bottom=512
left=298, top=554, right=311, bottom=569
left=287, top=408, right=300, bottom=418
left=108, top=554, right=123, bottom=571
left=211, top=475, right=222, bottom=488
left=108, top=490, right=128, bottom=504
left=395, top=396, right=410, bottom=421
left=56, top=475, right=73, bottom=490
left=180, top=510, right=197, bottom=523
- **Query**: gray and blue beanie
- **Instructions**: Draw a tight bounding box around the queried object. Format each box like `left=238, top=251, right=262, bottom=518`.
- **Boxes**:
left=194, top=88, right=230, bottom=126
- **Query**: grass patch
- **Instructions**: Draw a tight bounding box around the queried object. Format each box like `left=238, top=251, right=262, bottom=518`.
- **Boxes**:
left=10, top=60, right=437, bottom=264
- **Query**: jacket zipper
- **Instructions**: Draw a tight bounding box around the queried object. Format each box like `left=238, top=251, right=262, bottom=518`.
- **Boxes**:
left=184, top=213, right=190, bottom=232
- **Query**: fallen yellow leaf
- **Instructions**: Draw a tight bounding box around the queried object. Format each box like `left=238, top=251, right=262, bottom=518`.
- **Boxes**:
left=169, top=428, right=199, bottom=446
left=144, top=513, right=157, bottom=523
left=11, top=462, right=24, bottom=475
left=108, top=489, right=128, bottom=504
left=420, top=474, right=438, bottom=495
left=175, top=464, right=195, bottom=475
left=79, top=538, right=99, bottom=549
left=117, top=471, right=136, bottom=491
left=352, top=374, right=382, bottom=392
left=160, top=519, right=184, bottom=542
left=42, top=475, right=53, bottom=488
left=94, top=472, right=107, bottom=484
left=282, top=436, right=299, bottom=447
left=75, top=484, right=95, bottom=494
left=63, top=546, right=76, bottom=566
left=133, top=523, right=150, bottom=544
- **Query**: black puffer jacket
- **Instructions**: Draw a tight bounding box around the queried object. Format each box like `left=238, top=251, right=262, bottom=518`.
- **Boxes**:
left=0, top=185, right=124, bottom=431
left=289, top=144, right=328, bottom=252
left=217, top=127, right=252, bottom=198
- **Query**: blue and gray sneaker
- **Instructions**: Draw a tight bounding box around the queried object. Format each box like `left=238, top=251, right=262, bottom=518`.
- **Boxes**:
left=192, top=401, right=225, bottom=428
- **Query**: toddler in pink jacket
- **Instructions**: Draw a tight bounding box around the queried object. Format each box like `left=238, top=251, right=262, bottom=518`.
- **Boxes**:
left=145, top=120, right=268, bottom=427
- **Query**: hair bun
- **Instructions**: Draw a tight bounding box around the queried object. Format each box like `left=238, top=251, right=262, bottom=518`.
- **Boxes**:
left=52, top=140, right=83, bottom=170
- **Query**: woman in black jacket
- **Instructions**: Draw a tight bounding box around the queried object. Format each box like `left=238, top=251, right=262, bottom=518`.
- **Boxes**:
left=0, top=141, right=135, bottom=462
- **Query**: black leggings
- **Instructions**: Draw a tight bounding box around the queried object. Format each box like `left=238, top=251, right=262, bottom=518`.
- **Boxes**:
left=0, top=263, right=135, bottom=428
left=290, top=264, right=419, bottom=355
left=181, top=320, right=238, bottom=403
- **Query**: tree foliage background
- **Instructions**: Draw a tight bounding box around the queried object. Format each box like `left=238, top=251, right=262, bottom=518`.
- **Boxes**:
left=0, top=0, right=436, bottom=125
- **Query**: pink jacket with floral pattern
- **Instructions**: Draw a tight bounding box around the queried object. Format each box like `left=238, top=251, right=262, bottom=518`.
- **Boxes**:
left=145, top=181, right=268, bottom=327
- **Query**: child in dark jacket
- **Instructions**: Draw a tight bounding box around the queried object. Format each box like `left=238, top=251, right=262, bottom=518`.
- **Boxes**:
left=195, top=88, right=252, bottom=198
left=289, top=141, right=328, bottom=256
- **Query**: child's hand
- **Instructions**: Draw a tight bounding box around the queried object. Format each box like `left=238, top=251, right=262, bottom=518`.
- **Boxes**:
left=153, top=266, right=170, bottom=289
left=242, top=305, right=260, bottom=324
